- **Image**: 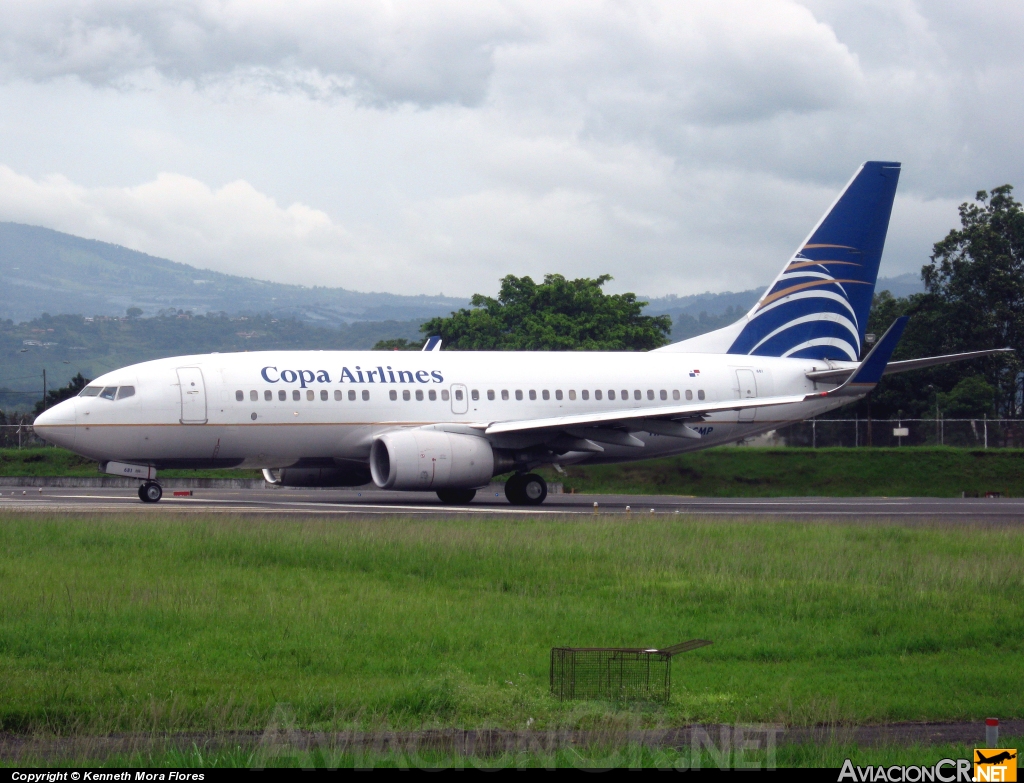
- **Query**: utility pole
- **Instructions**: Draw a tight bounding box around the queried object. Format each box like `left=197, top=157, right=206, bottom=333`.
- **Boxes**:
left=42, top=369, right=47, bottom=412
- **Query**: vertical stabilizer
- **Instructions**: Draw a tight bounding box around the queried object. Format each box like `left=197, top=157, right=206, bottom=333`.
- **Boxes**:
left=656, top=162, right=901, bottom=359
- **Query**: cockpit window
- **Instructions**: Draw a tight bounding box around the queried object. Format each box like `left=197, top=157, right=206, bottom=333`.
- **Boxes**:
left=116, top=386, right=135, bottom=399
left=79, top=386, right=102, bottom=397
left=99, top=387, right=117, bottom=400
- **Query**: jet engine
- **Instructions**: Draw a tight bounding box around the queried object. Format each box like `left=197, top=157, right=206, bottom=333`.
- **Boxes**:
left=370, top=430, right=503, bottom=490
left=263, top=465, right=372, bottom=487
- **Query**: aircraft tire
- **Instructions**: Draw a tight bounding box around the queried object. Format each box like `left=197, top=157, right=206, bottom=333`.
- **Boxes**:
left=519, top=473, right=547, bottom=506
left=436, top=488, right=477, bottom=505
left=504, top=474, right=526, bottom=505
left=139, top=482, right=163, bottom=503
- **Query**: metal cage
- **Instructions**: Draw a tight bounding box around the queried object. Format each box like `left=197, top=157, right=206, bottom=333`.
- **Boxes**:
left=550, top=639, right=712, bottom=702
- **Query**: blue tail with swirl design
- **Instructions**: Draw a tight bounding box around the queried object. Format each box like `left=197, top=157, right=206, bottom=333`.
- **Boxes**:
left=724, top=161, right=900, bottom=362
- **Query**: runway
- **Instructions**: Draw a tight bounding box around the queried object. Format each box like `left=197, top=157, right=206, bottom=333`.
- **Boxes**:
left=1, top=485, right=1023, bottom=521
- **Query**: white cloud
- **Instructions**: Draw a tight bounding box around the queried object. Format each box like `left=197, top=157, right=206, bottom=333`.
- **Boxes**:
left=0, top=0, right=1021, bottom=298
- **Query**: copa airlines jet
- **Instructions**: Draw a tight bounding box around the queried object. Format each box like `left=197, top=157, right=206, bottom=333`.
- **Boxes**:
left=34, top=162, right=1009, bottom=504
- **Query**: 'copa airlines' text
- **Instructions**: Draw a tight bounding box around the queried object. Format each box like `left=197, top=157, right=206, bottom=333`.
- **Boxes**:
left=261, top=366, right=444, bottom=387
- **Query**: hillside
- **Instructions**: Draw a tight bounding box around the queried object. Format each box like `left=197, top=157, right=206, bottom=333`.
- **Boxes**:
left=0, top=222, right=467, bottom=326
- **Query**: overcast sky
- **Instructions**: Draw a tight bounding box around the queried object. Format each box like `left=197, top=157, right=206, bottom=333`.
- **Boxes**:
left=0, top=1, right=1021, bottom=298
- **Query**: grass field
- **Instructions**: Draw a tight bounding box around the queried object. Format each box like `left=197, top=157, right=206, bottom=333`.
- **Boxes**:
left=0, top=512, right=1020, bottom=743
left=542, top=447, right=1024, bottom=497
left=4, top=446, right=1023, bottom=497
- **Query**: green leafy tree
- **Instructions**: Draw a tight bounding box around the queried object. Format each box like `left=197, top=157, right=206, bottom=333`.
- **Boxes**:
left=372, top=337, right=425, bottom=351
left=34, top=372, right=90, bottom=415
left=419, top=274, right=672, bottom=351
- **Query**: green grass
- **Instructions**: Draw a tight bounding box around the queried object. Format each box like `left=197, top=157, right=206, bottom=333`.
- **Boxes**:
left=6, top=446, right=1024, bottom=496
left=0, top=513, right=1021, bottom=739
left=9, top=737, right=1023, bottom=769
left=542, top=447, right=1024, bottom=497
left=0, top=447, right=261, bottom=479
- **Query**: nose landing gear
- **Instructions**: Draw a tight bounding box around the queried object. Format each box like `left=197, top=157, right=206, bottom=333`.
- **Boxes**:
left=504, top=473, right=547, bottom=506
left=138, top=482, right=163, bottom=503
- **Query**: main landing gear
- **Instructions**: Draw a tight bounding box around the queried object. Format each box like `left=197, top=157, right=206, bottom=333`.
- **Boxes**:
left=138, top=481, right=163, bottom=503
left=505, top=473, right=547, bottom=506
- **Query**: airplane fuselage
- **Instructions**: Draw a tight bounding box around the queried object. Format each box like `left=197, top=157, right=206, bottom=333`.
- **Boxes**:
left=35, top=350, right=851, bottom=471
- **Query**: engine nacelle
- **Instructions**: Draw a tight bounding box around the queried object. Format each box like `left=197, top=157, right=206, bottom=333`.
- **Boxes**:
left=370, top=430, right=495, bottom=490
left=263, top=465, right=372, bottom=487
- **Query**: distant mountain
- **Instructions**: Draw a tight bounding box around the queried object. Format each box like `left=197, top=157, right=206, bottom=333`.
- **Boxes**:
left=0, top=222, right=468, bottom=326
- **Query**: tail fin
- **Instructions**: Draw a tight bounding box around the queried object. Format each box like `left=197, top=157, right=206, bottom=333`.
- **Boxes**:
left=657, top=161, right=901, bottom=359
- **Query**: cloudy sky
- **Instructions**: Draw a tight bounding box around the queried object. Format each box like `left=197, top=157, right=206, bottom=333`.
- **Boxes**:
left=0, top=1, right=1021, bottom=298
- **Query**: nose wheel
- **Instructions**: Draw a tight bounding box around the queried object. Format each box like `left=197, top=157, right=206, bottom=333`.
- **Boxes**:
left=138, top=482, right=163, bottom=503
left=505, top=473, right=547, bottom=506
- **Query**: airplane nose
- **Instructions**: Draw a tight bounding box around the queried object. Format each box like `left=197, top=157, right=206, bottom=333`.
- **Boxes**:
left=33, top=399, right=77, bottom=449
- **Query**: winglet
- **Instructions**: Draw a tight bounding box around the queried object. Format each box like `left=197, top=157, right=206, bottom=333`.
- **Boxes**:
left=821, top=316, right=908, bottom=397
left=422, top=336, right=442, bottom=352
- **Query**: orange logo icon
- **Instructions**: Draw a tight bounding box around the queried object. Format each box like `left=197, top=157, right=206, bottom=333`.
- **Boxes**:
left=974, top=749, right=1017, bottom=782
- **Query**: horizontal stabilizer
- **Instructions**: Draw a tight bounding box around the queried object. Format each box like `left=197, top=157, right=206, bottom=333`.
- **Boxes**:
left=806, top=347, right=1014, bottom=383
left=812, top=316, right=907, bottom=398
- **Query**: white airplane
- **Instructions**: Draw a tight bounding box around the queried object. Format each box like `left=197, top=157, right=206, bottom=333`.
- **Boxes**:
left=34, top=161, right=1009, bottom=504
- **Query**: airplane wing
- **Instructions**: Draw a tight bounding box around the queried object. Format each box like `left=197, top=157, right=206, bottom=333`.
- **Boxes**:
left=805, top=348, right=1013, bottom=383
left=475, top=318, right=908, bottom=442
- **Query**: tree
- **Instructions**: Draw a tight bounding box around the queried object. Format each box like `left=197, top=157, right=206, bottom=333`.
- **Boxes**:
left=372, top=337, right=425, bottom=351
left=859, top=185, right=1022, bottom=420
left=34, top=373, right=90, bottom=415
left=126, top=306, right=143, bottom=319
left=419, top=274, right=672, bottom=351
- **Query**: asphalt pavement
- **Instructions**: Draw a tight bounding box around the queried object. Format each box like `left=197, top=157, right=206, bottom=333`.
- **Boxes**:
left=2, top=485, right=1023, bottom=521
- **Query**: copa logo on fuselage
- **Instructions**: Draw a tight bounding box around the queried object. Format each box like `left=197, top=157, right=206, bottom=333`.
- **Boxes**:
left=260, top=365, right=444, bottom=388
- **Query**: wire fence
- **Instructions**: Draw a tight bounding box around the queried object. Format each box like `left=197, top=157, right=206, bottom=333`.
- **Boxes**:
left=761, top=417, right=1023, bottom=449
left=3, top=419, right=1023, bottom=451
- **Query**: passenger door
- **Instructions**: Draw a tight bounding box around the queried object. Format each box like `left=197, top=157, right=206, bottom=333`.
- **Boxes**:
left=450, top=383, right=469, bottom=415
left=735, top=369, right=757, bottom=422
left=176, top=367, right=208, bottom=424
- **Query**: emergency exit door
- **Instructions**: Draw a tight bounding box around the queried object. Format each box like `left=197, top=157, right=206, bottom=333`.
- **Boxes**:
left=177, top=367, right=208, bottom=424
left=736, top=369, right=757, bottom=422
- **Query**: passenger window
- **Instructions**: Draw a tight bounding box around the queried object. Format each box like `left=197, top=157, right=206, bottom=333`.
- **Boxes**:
left=515, top=390, right=523, bottom=401
left=608, top=390, right=615, bottom=400
left=117, top=386, right=135, bottom=400
left=568, top=390, right=577, bottom=400
left=542, top=390, right=550, bottom=400
left=403, top=390, right=411, bottom=401
left=698, top=390, right=705, bottom=400
left=306, top=390, right=314, bottom=401
left=647, top=390, right=655, bottom=400
left=79, top=386, right=102, bottom=397
left=529, top=390, right=537, bottom=400
left=633, top=390, right=641, bottom=400
left=555, top=390, right=563, bottom=400
left=441, top=390, right=450, bottom=401
left=429, top=390, right=437, bottom=401
left=349, top=390, right=357, bottom=401
left=250, top=390, right=258, bottom=402
left=487, top=390, right=495, bottom=400
left=235, top=390, right=244, bottom=402
left=501, top=390, right=509, bottom=400
left=334, top=390, right=342, bottom=401
left=390, top=390, right=398, bottom=401
left=622, top=390, right=629, bottom=400
left=265, top=390, right=272, bottom=401
left=686, top=389, right=693, bottom=400
left=362, top=390, right=370, bottom=401
left=279, top=390, right=287, bottom=401
left=471, top=390, right=479, bottom=401
left=672, top=390, right=680, bottom=401
left=660, top=390, right=667, bottom=401
left=455, top=389, right=464, bottom=401
left=595, top=390, right=602, bottom=400
left=581, top=390, right=589, bottom=400
left=320, top=390, right=328, bottom=401
left=416, top=390, right=424, bottom=401
left=100, top=387, right=117, bottom=400
left=292, top=390, right=300, bottom=401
